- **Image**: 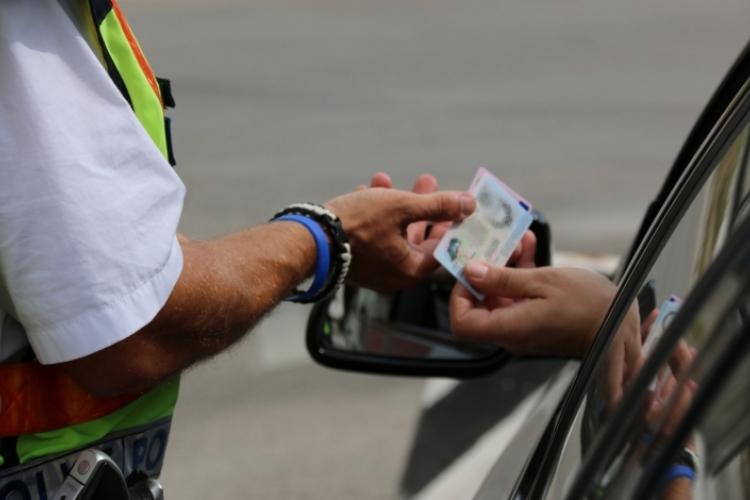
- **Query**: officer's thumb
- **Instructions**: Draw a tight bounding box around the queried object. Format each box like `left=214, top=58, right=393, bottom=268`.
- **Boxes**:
left=398, top=191, right=475, bottom=225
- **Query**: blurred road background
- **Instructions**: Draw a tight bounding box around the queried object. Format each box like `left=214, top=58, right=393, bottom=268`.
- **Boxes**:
left=122, top=0, right=750, bottom=497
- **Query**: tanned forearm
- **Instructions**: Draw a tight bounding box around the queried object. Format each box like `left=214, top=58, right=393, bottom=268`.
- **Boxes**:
left=58, top=185, right=475, bottom=396
left=59, top=221, right=316, bottom=397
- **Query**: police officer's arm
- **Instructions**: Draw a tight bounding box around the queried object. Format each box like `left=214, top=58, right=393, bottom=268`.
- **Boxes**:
left=58, top=187, right=476, bottom=397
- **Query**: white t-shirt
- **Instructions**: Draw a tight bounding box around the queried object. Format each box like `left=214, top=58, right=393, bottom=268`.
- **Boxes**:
left=0, top=0, right=186, bottom=364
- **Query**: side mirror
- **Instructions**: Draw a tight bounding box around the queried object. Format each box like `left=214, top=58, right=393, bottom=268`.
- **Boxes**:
left=306, top=210, right=552, bottom=378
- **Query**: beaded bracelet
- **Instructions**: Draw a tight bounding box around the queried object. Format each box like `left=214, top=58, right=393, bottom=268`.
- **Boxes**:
left=271, top=203, right=351, bottom=303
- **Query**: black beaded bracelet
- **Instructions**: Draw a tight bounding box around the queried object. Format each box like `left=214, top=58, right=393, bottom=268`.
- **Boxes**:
left=271, top=203, right=351, bottom=303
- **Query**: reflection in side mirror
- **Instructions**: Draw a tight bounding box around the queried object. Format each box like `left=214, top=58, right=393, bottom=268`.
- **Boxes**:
left=327, top=287, right=498, bottom=360
left=306, top=209, right=552, bottom=378
left=307, top=282, right=512, bottom=378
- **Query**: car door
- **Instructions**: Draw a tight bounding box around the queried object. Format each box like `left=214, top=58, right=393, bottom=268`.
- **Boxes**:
left=567, top=220, right=750, bottom=500
left=486, top=39, right=750, bottom=500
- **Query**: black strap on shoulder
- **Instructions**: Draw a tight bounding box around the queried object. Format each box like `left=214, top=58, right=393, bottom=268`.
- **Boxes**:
left=156, top=78, right=175, bottom=109
left=164, top=117, right=176, bottom=167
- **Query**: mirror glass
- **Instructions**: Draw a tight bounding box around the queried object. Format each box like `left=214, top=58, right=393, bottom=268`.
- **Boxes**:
left=318, top=282, right=499, bottom=361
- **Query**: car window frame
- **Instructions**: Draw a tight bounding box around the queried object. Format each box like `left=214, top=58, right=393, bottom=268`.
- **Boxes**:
left=509, top=39, right=750, bottom=500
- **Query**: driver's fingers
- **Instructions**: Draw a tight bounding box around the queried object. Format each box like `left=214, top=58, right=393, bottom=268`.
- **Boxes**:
left=640, top=309, right=659, bottom=342
left=463, top=262, right=541, bottom=299
left=449, top=275, right=538, bottom=342
left=450, top=282, right=505, bottom=340
left=668, top=340, right=695, bottom=379
left=624, top=334, right=645, bottom=384
left=603, top=358, right=625, bottom=411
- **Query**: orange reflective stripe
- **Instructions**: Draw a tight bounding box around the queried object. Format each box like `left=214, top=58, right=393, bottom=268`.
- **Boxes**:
left=0, top=363, right=147, bottom=438
left=109, top=0, right=163, bottom=109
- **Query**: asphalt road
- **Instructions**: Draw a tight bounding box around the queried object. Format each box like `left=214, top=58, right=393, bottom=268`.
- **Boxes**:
left=120, top=0, right=750, bottom=498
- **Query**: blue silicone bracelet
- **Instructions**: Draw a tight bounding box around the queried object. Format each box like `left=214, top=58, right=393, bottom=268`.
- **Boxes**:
left=273, top=215, right=330, bottom=302
left=658, top=464, right=695, bottom=490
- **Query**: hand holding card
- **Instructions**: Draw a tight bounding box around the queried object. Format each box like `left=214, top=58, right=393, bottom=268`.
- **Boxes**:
left=642, top=295, right=683, bottom=392
left=434, top=168, right=534, bottom=300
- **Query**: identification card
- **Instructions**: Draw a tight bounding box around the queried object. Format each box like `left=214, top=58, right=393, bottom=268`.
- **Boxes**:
left=434, top=168, right=533, bottom=300
left=643, top=295, right=683, bottom=356
left=643, top=295, right=683, bottom=391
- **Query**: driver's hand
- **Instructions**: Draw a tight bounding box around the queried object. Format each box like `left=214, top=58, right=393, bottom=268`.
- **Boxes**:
left=450, top=264, right=620, bottom=357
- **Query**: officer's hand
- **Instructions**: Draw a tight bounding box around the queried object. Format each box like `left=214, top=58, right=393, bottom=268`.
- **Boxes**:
left=359, top=172, right=537, bottom=269
left=357, top=172, right=455, bottom=252
left=325, top=186, right=475, bottom=294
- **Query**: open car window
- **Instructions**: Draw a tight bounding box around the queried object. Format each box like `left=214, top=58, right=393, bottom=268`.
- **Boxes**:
left=534, top=75, right=750, bottom=500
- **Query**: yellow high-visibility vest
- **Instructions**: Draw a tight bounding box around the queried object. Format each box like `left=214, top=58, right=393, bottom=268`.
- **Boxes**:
left=83, top=0, right=176, bottom=165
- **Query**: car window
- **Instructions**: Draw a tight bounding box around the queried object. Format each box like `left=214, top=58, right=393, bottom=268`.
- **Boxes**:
left=535, top=78, right=750, bottom=500
left=572, top=216, right=750, bottom=500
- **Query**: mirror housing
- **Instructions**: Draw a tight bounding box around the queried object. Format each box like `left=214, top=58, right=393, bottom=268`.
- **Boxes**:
left=306, top=210, right=552, bottom=378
